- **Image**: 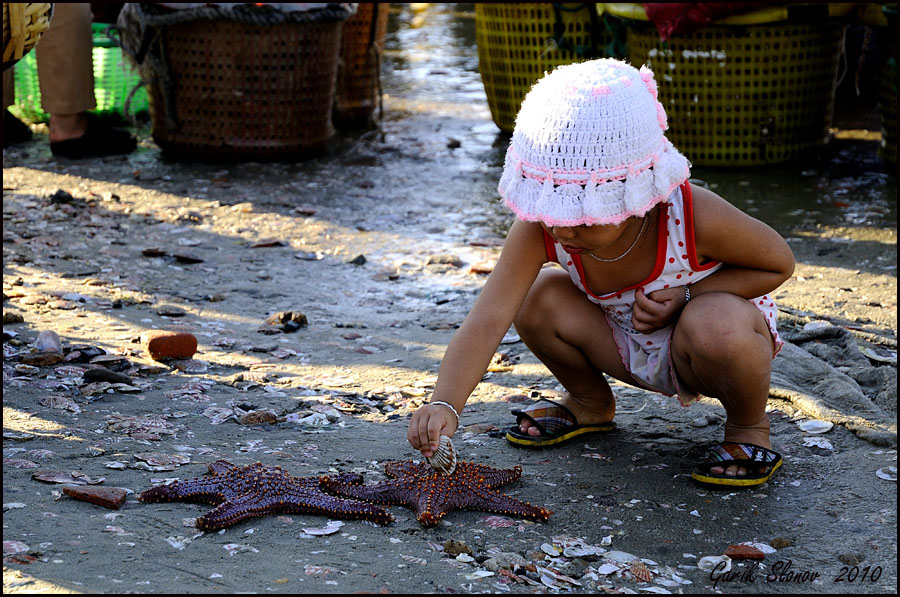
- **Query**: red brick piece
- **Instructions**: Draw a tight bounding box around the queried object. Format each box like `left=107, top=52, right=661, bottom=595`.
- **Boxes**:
left=141, top=330, right=197, bottom=361
left=724, top=544, right=766, bottom=560
left=63, top=485, right=127, bottom=509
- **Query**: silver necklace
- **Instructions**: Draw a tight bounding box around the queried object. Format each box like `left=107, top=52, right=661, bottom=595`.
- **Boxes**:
left=587, top=213, right=650, bottom=263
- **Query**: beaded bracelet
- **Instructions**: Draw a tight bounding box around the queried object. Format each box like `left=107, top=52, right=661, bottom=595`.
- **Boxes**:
left=684, top=285, right=691, bottom=304
left=429, top=401, right=460, bottom=425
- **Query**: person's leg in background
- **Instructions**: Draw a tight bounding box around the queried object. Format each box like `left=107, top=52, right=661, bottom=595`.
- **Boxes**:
left=31, top=2, right=135, bottom=157
left=35, top=3, right=96, bottom=143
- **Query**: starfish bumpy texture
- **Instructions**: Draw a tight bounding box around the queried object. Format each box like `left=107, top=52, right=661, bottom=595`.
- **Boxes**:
left=138, top=460, right=393, bottom=530
left=321, top=460, right=552, bottom=526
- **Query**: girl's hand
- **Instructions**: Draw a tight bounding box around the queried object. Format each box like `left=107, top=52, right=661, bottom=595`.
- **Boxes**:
left=408, top=403, right=459, bottom=458
left=632, top=286, right=686, bottom=333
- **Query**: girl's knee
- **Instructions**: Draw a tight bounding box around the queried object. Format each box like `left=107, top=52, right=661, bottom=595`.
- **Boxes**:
left=514, top=269, right=571, bottom=332
left=675, top=293, right=770, bottom=360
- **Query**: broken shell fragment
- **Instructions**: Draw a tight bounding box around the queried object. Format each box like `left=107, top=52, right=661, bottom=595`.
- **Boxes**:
left=698, top=555, right=731, bottom=573
left=796, top=419, right=833, bottom=434
left=426, top=435, right=457, bottom=475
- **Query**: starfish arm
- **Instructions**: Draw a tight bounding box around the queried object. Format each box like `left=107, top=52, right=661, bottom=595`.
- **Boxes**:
left=320, top=475, right=411, bottom=506
left=321, top=472, right=364, bottom=486
left=469, top=463, right=523, bottom=488
left=456, top=485, right=552, bottom=521
left=196, top=492, right=269, bottom=531
left=281, top=486, right=394, bottom=525
left=208, top=460, right=237, bottom=475
left=137, top=477, right=228, bottom=506
left=383, top=460, right=427, bottom=478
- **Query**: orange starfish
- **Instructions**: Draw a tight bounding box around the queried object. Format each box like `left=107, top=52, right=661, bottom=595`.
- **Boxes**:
left=321, top=460, right=551, bottom=526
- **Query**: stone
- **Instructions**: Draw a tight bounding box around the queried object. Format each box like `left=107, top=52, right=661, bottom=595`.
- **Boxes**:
left=771, top=537, right=792, bottom=549
left=140, top=330, right=198, bottom=361
left=82, top=368, right=133, bottom=385
left=3, top=312, right=25, bottom=324
left=62, top=485, right=127, bottom=509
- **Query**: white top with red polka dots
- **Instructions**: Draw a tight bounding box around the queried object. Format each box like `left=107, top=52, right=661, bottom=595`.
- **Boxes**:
left=543, top=181, right=782, bottom=360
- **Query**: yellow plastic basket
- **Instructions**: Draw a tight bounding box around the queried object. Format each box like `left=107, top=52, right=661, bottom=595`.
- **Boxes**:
left=475, top=3, right=612, bottom=133
left=605, top=3, right=848, bottom=166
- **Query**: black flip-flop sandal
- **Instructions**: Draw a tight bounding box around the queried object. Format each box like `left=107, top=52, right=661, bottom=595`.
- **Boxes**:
left=505, top=397, right=616, bottom=448
left=691, top=441, right=783, bottom=488
left=50, top=113, right=136, bottom=159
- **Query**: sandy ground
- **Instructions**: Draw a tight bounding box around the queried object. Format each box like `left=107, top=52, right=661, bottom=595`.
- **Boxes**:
left=3, top=9, right=898, bottom=594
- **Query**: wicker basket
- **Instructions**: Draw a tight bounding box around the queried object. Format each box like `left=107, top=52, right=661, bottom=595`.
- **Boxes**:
left=475, top=3, right=612, bottom=133
left=334, top=2, right=389, bottom=128
left=2, top=2, right=52, bottom=70
left=11, top=23, right=149, bottom=123
left=609, top=4, right=848, bottom=166
left=135, top=12, right=346, bottom=160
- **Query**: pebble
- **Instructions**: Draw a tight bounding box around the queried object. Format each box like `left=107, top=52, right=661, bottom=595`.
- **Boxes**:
left=3, top=312, right=25, bottom=324
left=426, top=254, right=463, bottom=267
left=82, top=368, right=133, bottom=385
left=140, top=330, right=198, bottom=361
left=443, top=539, right=472, bottom=556
left=771, top=537, right=792, bottom=548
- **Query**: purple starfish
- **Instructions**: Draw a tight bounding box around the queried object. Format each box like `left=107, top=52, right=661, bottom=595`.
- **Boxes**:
left=138, top=459, right=393, bottom=530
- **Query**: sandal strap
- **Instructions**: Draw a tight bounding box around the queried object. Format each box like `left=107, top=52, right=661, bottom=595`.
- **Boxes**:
left=701, top=442, right=781, bottom=468
left=511, top=398, right=577, bottom=436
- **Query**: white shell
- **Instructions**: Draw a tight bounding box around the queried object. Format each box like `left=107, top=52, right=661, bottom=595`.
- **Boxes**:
left=697, top=555, right=731, bottom=573
left=426, top=435, right=457, bottom=475
left=875, top=466, right=897, bottom=482
left=796, top=420, right=834, bottom=434
left=802, top=437, right=834, bottom=450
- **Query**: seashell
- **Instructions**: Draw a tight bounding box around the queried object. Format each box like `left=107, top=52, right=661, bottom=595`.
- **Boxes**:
left=630, top=561, right=653, bottom=583
left=796, top=420, right=833, bottom=434
left=171, top=359, right=208, bottom=373
left=426, top=435, right=457, bottom=475
left=34, top=330, right=62, bottom=353
left=875, top=466, right=897, bottom=482
left=698, top=555, right=731, bottom=573
left=37, top=395, right=81, bottom=413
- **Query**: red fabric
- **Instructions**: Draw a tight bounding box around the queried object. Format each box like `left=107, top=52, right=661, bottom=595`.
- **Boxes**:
left=642, top=3, right=773, bottom=40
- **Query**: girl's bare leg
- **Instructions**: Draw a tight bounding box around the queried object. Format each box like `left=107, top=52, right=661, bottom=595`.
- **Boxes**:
left=671, top=292, right=777, bottom=477
left=513, top=269, right=640, bottom=434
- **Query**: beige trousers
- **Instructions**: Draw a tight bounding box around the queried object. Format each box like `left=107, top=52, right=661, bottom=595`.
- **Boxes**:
left=3, top=3, right=95, bottom=114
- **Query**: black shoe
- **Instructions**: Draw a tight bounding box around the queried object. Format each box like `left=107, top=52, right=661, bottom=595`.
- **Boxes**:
left=50, top=113, right=136, bottom=158
left=4, top=109, right=33, bottom=147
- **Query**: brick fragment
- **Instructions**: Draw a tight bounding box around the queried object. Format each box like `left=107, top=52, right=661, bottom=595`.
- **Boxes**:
left=724, top=544, right=766, bottom=560
left=141, top=330, right=197, bottom=361
left=63, top=485, right=127, bottom=509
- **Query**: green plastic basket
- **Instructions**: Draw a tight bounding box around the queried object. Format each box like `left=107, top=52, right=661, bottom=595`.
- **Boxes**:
left=10, top=23, right=148, bottom=123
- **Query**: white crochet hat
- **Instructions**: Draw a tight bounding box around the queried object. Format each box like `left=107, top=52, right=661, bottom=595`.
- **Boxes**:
left=498, top=58, right=690, bottom=227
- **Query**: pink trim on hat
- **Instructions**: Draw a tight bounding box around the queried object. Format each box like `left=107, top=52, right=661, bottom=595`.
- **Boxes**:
left=508, top=140, right=665, bottom=185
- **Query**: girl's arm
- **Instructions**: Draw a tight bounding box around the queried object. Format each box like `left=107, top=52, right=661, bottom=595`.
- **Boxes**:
left=408, top=219, right=548, bottom=456
left=632, top=184, right=795, bottom=332
left=687, top=184, right=796, bottom=299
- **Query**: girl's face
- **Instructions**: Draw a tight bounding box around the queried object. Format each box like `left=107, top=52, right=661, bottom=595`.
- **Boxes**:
left=541, top=219, right=633, bottom=255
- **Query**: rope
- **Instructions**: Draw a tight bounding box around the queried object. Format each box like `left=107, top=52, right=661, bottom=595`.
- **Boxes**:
left=132, top=3, right=356, bottom=27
